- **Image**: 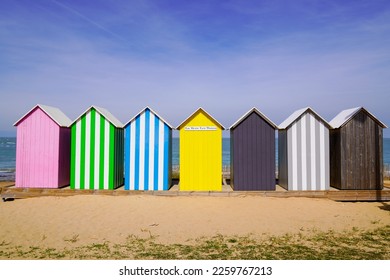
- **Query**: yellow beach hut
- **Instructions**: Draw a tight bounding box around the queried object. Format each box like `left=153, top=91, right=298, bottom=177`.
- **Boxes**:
left=177, top=108, right=225, bottom=191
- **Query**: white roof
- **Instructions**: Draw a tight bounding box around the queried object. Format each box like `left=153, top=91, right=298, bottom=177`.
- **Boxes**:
left=14, top=104, right=72, bottom=127
left=71, top=105, right=124, bottom=128
left=229, top=107, right=277, bottom=129
left=176, top=107, right=226, bottom=130
left=124, top=106, right=173, bottom=128
left=279, top=107, right=331, bottom=129
left=330, top=107, right=387, bottom=128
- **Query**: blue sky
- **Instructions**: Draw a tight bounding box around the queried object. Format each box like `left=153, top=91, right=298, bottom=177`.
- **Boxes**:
left=1, top=0, right=389, bottom=136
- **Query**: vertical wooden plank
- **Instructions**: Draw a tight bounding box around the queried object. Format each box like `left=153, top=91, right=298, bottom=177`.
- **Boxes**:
left=109, top=124, right=115, bottom=189
left=330, top=129, right=341, bottom=189
left=97, top=114, right=104, bottom=190
left=230, top=130, right=234, bottom=189
left=59, top=127, right=71, bottom=187
left=378, top=127, right=383, bottom=189
left=278, top=129, right=288, bottom=189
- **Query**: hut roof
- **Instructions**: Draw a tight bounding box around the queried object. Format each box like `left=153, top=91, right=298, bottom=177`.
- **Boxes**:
left=14, top=104, right=72, bottom=127
left=329, top=107, right=387, bottom=129
left=71, top=105, right=124, bottom=128
left=229, top=107, right=277, bottom=130
left=124, top=106, right=173, bottom=128
left=176, top=107, right=226, bottom=130
left=279, top=107, right=331, bottom=130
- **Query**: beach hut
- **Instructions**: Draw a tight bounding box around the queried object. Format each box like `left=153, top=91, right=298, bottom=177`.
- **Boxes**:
left=70, top=106, right=124, bottom=190
left=278, top=107, right=331, bottom=191
left=124, top=107, right=172, bottom=191
left=14, top=104, right=71, bottom=188
left=230, top=108, right=277, bottom=191
left=329, top=107, right=387, bottom=190
left=177, top=108, right=225, bottom=191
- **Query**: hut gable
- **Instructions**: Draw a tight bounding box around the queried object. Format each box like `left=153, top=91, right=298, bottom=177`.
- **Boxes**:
left=279, top=107, right=331, bottom=130
left=14, top=104, right=72, bottom=127
left=14, top=104, right=71, bottom=188
left=230, top=108, right=277, bottom=191
left=125, top=107, right=173, bottom=128
left=124, top=107, right=172, bottom=191
left=229, top=107, right=277, bottom=130
left=178, top=108, right=224, bottom=191
left=71, top=105, right=124, bottom=128
left=176, top=107, right=225, bottom=130
left=278, top=107, right=330, bottom=191
left=330, top=107, right=387, bottom=129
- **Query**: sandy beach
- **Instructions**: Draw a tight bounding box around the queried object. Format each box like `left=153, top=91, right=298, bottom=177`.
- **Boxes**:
left=0, top=189, right=389, bottom=250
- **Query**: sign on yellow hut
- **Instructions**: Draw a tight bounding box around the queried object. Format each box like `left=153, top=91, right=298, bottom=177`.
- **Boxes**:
left=177, top=108, right=225, bottom=191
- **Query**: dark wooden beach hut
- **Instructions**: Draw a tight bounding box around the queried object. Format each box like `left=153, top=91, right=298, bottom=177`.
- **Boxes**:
left=230, top=108, right=277, bottom=191
left=329, top=107, right=387, bottom=190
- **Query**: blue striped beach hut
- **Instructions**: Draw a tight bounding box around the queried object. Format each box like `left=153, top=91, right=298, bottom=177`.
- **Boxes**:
left=124, top=107, right=173, bottom=191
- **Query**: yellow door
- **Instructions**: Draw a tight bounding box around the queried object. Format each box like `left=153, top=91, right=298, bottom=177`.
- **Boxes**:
left=179, top=109, right=223, bottom=191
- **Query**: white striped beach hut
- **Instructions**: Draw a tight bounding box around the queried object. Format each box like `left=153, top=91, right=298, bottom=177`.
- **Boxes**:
left=124, top=107, right=172, bottom=191
left=278, top=107, right=331, bottom=191
left=70, top=106, right=124, bottom=190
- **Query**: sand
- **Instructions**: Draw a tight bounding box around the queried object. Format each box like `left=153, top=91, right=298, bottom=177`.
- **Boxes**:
left=0, top=194, right=389, bottom=249
left=0, top=181, right=14, bottom=188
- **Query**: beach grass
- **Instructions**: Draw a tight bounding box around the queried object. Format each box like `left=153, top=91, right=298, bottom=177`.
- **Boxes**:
left=1, top=225, right=389, bottom=260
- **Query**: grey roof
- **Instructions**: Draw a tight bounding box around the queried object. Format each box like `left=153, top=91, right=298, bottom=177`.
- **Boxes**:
left=124, top=106, right=173, bottom=128
left=176, top=107, right=226, bottom=130
left=279, top=107, right=331, bottom=130
left=71, top=105, right=124, bottom=128
left=14, top=104, right=72, bottom=127
left=329, top=107, right=387, bottom=128
left=229, top=107, right=277, bottom=130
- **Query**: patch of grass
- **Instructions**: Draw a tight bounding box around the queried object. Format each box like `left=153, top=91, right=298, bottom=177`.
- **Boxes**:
left=63, top=234, right=79, bottom=243
left=0, top=226, right=389, bottom=260
left=0, top=241, right=10, bottom=247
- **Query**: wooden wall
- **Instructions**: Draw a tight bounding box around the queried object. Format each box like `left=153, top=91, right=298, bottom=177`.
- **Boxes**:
left=230, top=112, right=275, bottom=191
left=58, top=128, right=71, bottom=187
left=124, top=108, right=172, bottom=191
left=279, top=112, right=330, bottom=191
left=15, top=107, right=70, bottom=188
left=278, top=129, right=288, bottom=188
left=70, top=108, right=124, bottom=190
left=330, top=110, right=383, bottom=190
left=179, top=110, right=222, bottom=191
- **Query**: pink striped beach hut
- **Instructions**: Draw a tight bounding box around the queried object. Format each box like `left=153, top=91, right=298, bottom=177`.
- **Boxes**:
left=14, top=104, right=72, bottom=188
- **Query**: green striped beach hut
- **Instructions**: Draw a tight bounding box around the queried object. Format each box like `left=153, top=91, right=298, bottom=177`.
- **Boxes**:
left=70, top=106, right=124, bottom=190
